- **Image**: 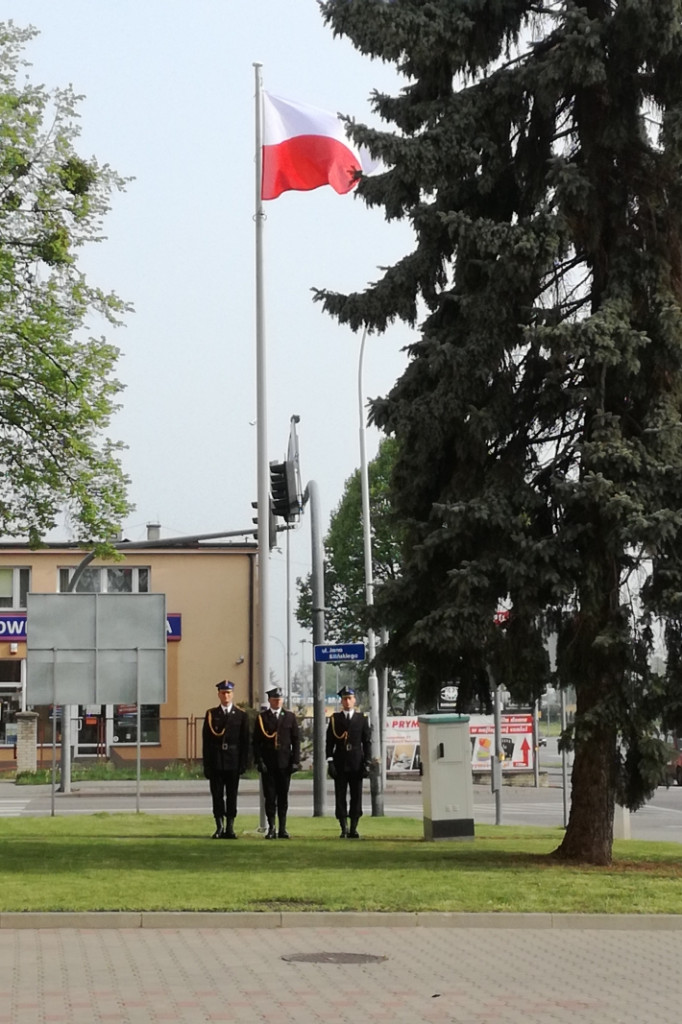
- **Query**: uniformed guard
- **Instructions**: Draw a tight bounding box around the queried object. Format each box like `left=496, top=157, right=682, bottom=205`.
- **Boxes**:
left=325, top=685, right=371, bottom=838
left=253, top=685, right=301, bottom=839
left=202, top=680, right=250, bottom=838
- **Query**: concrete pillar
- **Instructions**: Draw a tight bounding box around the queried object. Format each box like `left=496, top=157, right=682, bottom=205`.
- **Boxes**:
left=614, top=803, right=631, bottom=840
left=15, top=711, right=39, bottom=775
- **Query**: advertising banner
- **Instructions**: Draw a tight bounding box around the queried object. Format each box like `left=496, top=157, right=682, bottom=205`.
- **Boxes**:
left=468, top=713, right=535, bottom=771
left=385, top=716, right=421, bottom=772
left=385, top=713, right=536, bottom=773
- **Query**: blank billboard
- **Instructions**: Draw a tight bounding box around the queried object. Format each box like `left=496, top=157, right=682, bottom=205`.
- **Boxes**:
left=26, top=593, right=167, bottom=705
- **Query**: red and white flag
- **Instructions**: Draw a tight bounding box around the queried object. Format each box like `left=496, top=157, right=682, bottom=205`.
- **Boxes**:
left=261, top=91, right=384, bottom=201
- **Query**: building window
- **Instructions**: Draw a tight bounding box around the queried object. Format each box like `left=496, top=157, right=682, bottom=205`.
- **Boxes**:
left=0, top=693, right=20, bottom=746
left=0, top=567, right=30, bottom=609
left=0, top=659, right=21, bottom=746
left=112, top=704, right=160, bottom=745
left=58, top=566, right=151, bottom=594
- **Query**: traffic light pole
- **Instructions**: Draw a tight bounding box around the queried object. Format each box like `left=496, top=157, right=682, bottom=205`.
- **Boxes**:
left=305, top=481, right=327, bottom=817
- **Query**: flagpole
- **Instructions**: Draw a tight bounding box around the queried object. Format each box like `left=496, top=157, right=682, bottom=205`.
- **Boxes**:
left=254, top=62, right=269, bottom=704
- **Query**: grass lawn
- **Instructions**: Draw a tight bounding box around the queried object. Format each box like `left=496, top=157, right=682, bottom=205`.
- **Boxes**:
left=1, top=814, right=681, bottom=914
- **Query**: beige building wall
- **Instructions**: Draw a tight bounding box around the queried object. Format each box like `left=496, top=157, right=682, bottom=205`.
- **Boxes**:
left=0, top=542, right=258, bottom=766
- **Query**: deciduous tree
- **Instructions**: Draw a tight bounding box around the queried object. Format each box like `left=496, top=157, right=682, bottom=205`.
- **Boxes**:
left=296, top=439, right=405, bottom=703
left=0, top=23, right=131, bottom=548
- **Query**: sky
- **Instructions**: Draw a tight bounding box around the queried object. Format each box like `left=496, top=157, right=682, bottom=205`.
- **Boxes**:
left=13, top=1, right=415, bottom=682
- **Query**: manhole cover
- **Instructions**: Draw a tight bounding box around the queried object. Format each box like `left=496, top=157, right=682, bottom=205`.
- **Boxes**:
left=282, top=952, right=387, bottom=965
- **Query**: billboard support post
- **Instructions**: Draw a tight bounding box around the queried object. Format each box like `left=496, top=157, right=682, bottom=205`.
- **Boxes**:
left=136, top=649, right=142, bottom=814
left=51, top=649, right=56, bottom=819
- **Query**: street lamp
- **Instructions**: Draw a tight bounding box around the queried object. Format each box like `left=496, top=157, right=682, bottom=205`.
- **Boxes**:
left=269, top=636, right=286, bottom=694
left=358, top=327, right=383, bottom=816
left=299, top=638, right=311, bottom=704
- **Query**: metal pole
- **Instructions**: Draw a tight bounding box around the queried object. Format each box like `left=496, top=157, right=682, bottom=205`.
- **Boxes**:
left=269, top=635, right=286, bottom=689
left=493, top=682, right=503, bottom=825
left=308, top=480, right=327, bottom=817
left=286, top=529, right=292, bottom=706
left=58, top=568, right=89, bottom=795
left=358, top=327, right=383, bottom=816
left=51, top=649, right=56, bottom=818
left=20, top=656, right=26, bottom=712
left=299, top=639, right=307, bottom=702
left=59, top=705, right=72, bottom=794
left=533, top=699, right=540, bottom=788
left=380, top=625, right=389, bottom=791
left=560, top=687, right=569, bottom=828
left=136, top=649, right=141, bottom=814
left=547, top=631, right=568, bottom=827
left=253, top=61, right=269, bottom=706
left=286, top=413, right=301, bottom=708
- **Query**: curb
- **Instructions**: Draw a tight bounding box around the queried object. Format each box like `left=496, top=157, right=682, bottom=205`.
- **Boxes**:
left=2, top=911, right=682, bottom=930
left=8, top=779, right=427, bottom=797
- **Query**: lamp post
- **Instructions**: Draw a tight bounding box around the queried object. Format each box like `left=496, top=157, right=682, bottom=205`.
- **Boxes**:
left=358, top=327, right=384, bottom=816
left=269, top=636, right=286, bottom=693
left=299, top=638, right=311, bottom=704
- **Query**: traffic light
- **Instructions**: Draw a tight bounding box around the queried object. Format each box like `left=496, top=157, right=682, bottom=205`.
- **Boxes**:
left=269, top=459, right=299, bottom=522
left=251, top=499, right=278, bottom=550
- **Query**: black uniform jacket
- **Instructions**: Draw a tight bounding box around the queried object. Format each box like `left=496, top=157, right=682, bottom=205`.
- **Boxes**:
left=325, top=710, right=371, bottom=773
left=253, top=708, right=301, bottom=772
left=202, top=705, right=249, bottom=776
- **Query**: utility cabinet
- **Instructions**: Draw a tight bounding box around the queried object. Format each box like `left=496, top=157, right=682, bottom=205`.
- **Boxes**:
left=419, top=714, right=474, bottom=841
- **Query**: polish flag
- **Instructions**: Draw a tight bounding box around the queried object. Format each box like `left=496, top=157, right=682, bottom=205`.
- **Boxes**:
left=261, top=91, right=384, bottom=201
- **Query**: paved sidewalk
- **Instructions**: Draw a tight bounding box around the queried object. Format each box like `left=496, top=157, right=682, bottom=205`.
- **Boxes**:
left=1, top=918, right=680, bottom=1023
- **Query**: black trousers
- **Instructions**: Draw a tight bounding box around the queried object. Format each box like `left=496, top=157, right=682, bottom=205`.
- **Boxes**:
left=209, top=770, right=240, bottom=820
left=261, top=767, right=291, bottom=821
left=333, top=770, right=364, bottom=822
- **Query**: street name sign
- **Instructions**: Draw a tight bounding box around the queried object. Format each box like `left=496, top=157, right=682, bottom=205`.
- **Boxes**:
left=314, top=643, right=366, bottom=663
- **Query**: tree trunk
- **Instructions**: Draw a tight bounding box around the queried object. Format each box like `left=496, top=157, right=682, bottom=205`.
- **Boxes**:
left=553, top=683, right=617, bottom=866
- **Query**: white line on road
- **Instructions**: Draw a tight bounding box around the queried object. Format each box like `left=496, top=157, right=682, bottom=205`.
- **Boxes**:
left=0, top=800, right=29, bottom=817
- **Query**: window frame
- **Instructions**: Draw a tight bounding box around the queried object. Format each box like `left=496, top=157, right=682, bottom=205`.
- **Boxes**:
left=58, top=566, right=151, bottom=594
left=0, top=567, right=31, bottom=609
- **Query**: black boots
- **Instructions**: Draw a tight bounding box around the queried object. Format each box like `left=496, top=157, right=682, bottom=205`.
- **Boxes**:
left=339, top=818, right=348, bottom=838
left=348, top=818, right=360, bottom=839
left=221, top=818, right=237, bottom=839
left=265, top=817, right=289, bottom=839
left=212, top=816, right=237, bottom=839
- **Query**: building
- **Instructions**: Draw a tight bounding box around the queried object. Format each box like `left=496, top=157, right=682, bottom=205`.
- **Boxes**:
left=0, top=529, right=258, bottom=768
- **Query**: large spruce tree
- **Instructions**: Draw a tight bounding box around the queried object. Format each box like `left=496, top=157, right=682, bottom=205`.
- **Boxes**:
left=317, top=0, right=682, bottom=864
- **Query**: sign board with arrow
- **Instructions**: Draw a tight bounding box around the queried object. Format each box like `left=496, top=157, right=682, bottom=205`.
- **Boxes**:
left=469, top=712, right=535, bottom=772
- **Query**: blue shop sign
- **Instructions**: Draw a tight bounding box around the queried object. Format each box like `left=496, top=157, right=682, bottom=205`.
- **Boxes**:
left=166, top=612, right=181, bottom=641
left=0, top=614, right=26, bottom=639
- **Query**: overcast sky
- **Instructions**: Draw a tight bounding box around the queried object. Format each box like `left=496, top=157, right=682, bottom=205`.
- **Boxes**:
left=14, top=1, right=415, bottom=681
